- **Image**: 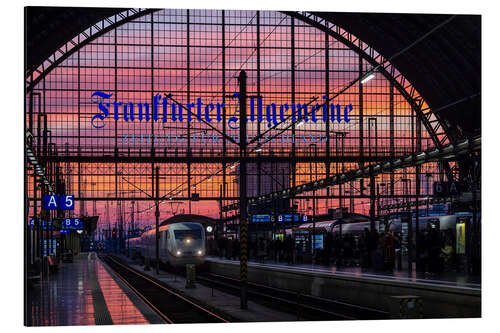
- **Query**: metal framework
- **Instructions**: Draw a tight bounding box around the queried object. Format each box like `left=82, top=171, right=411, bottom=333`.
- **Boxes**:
left=223, top=136, right=480, bottom=211
left=25, top=9, right=458, bottom=229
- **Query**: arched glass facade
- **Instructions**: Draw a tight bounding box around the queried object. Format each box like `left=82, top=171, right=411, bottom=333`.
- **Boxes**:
left=26, top=9, right=450, bottom=225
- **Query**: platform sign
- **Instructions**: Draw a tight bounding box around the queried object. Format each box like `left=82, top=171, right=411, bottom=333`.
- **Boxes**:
left=42, top=195, right=75, bottom=210
left=29, top=219, right=52, bottom=229
left=433, top=182, right=464, bottom=197
left=278, top=214, right=300, bottom=223
left=43, top=195, right=59, bottom=210
left=61, top=218, right=84, bottom=230
left=72, top=218, right=82, bottom=229
left=252, top=214, right=272, bottom=223
left=59, top=195, right=75, bottom=210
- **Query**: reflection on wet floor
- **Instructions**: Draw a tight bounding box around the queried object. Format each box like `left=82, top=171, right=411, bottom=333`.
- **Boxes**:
left=207, top=257, right=481, bottom=289
left=28, top=255, right=95, bottom=326
left=95, top=257, right=149, bottom=325
left=27, top=253, right=149, bottom=326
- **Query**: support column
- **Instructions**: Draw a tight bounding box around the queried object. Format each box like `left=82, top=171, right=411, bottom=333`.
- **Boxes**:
left=290, top=18, right=296, bottom=189
left=222, top=10, right=227, bottom=223
left=238, top=71, right=248, bottom=310
left=256, top=11, right=262, bottom=197
left=155, top=166, right=160, bottom=275
left=358, top=56, right=364, bottom=196
left=187, top=10, right=191, bottom=213
left=325, top=32, right=330, bottom=208
left=415, top=115, right=422, bottom=271
left=390, top=82, right=395, bottom=196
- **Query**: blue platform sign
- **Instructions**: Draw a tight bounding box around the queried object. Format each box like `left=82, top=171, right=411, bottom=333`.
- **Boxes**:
left=42, top=195, right=75, bottom=210
left=278, top=214, right=300, bottom=223
left=59, top=195, right=75, bottom=210
left=43, top=195, right=59, bottom=210
left=61, top=218, right=83, bottom=230
left=252, top=214, right=272, bottom=223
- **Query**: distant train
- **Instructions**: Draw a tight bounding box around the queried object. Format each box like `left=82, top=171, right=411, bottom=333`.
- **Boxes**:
left=129, top=222, right=206, bottom=266
left=386, top=213, right=473, bottom=233
left=329, top=213, right=473, bottom=236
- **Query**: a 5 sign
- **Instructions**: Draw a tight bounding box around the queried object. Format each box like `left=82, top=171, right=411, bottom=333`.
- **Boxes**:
left=42, top=195, right=74, bottom=210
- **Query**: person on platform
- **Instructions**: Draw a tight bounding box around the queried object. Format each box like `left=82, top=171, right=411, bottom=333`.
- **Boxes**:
left=440, top=239, right=454, bottom=272
left=383, top=232, right=395, bottom=270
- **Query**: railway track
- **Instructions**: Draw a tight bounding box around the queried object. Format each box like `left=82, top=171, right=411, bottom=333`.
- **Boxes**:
left=100, top=255, right=230, bottom=324
left=195, top=272, right=389, bottom=320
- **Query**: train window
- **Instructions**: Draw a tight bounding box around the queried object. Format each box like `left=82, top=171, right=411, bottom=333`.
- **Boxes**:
left=174, top=229, right=202, bottom=239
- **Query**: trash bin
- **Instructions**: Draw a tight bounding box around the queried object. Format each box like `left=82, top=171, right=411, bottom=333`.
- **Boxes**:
left=389, top=296, right=423, bottom=319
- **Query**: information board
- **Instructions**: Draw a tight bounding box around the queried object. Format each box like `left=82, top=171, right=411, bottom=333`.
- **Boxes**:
left=313, top=234, right=324, bottom=249
left=456, top=220, right=466, bottom=254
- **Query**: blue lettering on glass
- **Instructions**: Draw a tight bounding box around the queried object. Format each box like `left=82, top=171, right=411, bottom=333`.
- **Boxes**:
left=90, top=91, right=354, bottom=130
left=91, top=91, right=113, bottom=128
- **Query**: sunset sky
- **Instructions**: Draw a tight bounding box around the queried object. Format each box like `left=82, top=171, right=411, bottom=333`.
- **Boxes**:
left=27, top=9, right=443, bottom=229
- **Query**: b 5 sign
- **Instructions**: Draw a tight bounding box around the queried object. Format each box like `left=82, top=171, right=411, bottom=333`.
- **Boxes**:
left=42, top=195, right=74, bottom=210
left=62, top=218, right=83, bottom=230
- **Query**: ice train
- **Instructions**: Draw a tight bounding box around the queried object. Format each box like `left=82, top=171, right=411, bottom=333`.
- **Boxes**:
left=129, top=222, right=206, bottom=266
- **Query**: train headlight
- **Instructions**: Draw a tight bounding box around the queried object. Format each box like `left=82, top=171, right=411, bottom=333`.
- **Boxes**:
left=197, top=250, right=203, bottom=255
left=176, top=250, right=182, bottom=256
left=185, top=238, right=191, bottom=244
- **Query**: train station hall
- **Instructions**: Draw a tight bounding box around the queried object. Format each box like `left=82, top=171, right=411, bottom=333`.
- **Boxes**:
left=10, top=2, right=489, bottom=330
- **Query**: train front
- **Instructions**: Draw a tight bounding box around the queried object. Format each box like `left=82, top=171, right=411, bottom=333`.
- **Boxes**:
left=170, top=223, right=206, bottom=266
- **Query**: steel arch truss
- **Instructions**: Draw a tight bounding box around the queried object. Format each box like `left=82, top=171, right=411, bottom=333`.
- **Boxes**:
left=26, top=8, right=156, bottom=93
left=289, top=11, right=454, bottom=180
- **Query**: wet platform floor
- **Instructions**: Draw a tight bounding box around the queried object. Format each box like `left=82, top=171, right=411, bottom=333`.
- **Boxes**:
left=207, top=257, right=481, bottom=290
left=27, top=253, right=161, bottom=326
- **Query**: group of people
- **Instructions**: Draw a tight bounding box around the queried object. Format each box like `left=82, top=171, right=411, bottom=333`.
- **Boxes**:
left=208, top=227, right=457, bottom=274
left=210, top=236, right=296, bottom=263
left=316, top=229, right=398, bottom=270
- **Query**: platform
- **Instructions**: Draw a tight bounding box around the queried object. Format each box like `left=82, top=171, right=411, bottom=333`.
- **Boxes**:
left=26, top=253, right=164, bottom=326
left=205, top=257, right=481, bottom=318
left=207, top=256, right=481, bottom=290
